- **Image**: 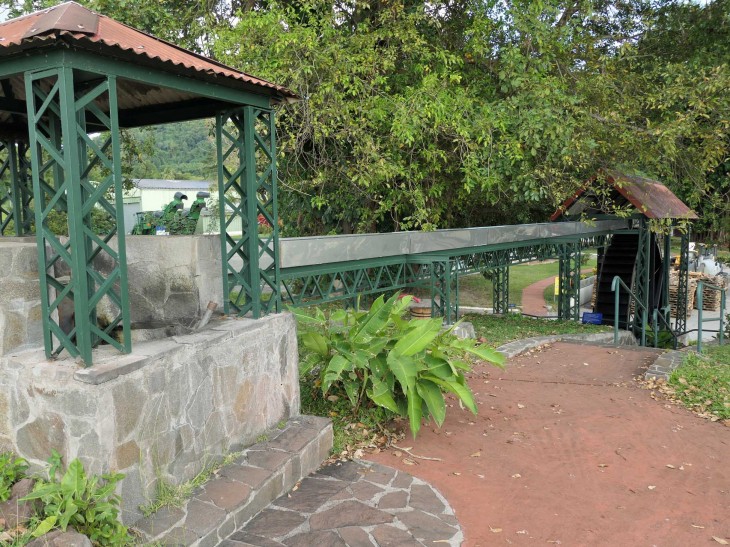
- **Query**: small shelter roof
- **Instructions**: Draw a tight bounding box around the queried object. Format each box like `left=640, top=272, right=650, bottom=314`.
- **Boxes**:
left=550, top=171, right=698, bottom=221
left=0, top=2, right=297, bottom=102
left=0, top=2, right=298, bottom=139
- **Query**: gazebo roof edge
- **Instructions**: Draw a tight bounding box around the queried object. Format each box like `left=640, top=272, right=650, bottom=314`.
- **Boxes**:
left=0, top=1, right=300, bottom=104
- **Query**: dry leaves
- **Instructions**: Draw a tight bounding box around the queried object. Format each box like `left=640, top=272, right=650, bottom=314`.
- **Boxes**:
left=489, top=526, right=502, bottom=533
left=470, top=452, right=481, bottom=458
left=712, top=537, right=729, bottom=545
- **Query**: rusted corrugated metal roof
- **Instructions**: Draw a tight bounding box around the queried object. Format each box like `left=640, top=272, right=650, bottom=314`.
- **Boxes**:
left=0, top=2, right=298, bottom=102
left=550, top=171, right=698, bottom=221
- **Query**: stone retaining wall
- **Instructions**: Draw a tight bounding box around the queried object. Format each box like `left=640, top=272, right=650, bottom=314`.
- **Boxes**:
left=0, top=313, right=300, bottom=525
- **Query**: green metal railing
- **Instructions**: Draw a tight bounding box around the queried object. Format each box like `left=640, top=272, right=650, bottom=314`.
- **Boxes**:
left=696, top=281, right=726, bottom=353
left=611, top=275, right=648, bottom=346
left=612, top=275, right=678, bottom=349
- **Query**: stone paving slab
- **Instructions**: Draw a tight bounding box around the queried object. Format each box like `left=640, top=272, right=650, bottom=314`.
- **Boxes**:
left=132, top=415, right=333, bottom=547
left=225, top=460, right=461, bottom=547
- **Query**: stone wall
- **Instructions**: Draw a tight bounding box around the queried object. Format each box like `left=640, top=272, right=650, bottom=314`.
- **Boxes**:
left=0, top=238, right=44, bottom=357
left=0, top=312, right=300, bottom=525
left=90, top=235, right=225, bottom=326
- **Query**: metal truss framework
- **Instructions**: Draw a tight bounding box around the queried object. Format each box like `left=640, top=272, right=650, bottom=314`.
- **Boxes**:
left=24, top=66, right=131, bottom=365
left=675, top=229, right=691, bottom=335
left=0, top=141, right=33, bottom=235
left=280, top=236, right=610, bottom=321
left=217, top=107, right=280, bottom=319
left=492, top=267, right=509, bottom=314
left=633, top=219, right=651, bottom=341
left=557, top=242, right=581, bottom=321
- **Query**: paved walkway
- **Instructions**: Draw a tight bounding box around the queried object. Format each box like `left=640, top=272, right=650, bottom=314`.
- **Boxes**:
left=367, top=341, right=730, bottom=547
left=521, top=268, right=593, bottom=316
left=224, top=461, right=462, bottom=547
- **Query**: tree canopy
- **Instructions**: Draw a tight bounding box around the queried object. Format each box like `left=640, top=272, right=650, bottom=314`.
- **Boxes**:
left=4, top=0, right=729, bottom=240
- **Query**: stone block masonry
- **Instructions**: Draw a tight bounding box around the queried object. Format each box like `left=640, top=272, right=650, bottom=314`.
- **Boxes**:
left=0, top=312, right=301, bottom=525
left=133, top=416, right=333, bottom=547
left=0, top=237, right=44, bottom=357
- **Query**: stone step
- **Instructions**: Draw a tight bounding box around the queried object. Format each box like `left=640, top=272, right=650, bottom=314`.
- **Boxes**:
left=133, top=415, right=333, bottom=547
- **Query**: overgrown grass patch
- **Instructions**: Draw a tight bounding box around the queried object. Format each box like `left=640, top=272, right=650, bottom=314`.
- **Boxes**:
left=300, top=375, right=395, bottom=456
left=466, top=313, right=610, bottom=347
left=669, top=345, right=730, bottom=420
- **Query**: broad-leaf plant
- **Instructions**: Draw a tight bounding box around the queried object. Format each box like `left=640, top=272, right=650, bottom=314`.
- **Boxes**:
left=292, top=293, right=505, bottom=437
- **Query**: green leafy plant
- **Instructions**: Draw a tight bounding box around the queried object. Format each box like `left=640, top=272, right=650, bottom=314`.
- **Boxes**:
left=22, top=457, right=128, bottom=547
left=0, top=453, right=28, bottom=503
left=292, top=293, right=505, bottom=437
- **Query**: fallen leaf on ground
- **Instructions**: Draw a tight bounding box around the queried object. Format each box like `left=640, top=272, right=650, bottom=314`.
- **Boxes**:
left=666, top=464, right=675, bottom=469
left=517, top=530, right=528, bottom=534
left=511, top=473, right=522, bottom=478
left=648, top=485, right=656, bottom=490
left=453, top=472, right=461, bottom=476
left=598, top=464, right=608, bottom=468
left=517, top=404, right=525, bottom=409
left=470, top=452, right=481, bottom=458
left=489, top=526, right=502, bottom=533
left=712, top=537, right=729, bottom=545
left=691, top=525, right=705, bottom=529
left=402, top=458, right=416, bottom=465
left=393, top=451, right=402, bottom=457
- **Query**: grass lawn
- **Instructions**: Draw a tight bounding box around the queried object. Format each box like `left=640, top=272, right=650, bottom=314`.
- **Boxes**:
left=459, top=256, right=597, bottom=308
left=668, top=344, right=730, bottom=420
left=466, top=312, right=610, bottom=347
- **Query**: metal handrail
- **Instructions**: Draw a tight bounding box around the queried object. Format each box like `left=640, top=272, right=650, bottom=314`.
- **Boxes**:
left=696, top=281, right=726, bottom=353
left=611, top=276, right=648, bottom=346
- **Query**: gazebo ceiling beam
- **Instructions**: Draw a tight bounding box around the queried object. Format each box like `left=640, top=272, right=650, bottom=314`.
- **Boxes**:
left=0, top=96, right=234, bottom=131
left=0, top=49, right=273, bottom=109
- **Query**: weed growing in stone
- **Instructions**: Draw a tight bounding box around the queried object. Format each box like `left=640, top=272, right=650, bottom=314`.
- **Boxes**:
left=138, top=450, right=244, bottom=518
left=0, top=453, right=28, bottom=503
left=22, top=457, right=128, bottom=547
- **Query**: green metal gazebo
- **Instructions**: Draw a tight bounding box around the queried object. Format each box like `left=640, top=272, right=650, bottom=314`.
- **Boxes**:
left=0, top=2, right=297, bottom=365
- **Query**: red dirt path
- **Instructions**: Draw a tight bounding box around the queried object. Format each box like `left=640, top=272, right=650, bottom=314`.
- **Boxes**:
left=367, top=342, right=730, bottom=547
left=521, top=268, right=593, bottom=316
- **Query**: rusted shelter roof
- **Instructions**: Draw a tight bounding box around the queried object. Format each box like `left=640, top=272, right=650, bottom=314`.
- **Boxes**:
left=550, top=171, right=698, bottom=221
left=0, top=2, right=298, bottom=138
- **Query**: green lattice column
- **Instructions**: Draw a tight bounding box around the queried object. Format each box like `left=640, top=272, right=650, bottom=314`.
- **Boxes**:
left=491, top=266, right=509, bottom=314
left=558, top=242, right=580, bottom=321
left=675, top=229, right=691, bottom=336
left=24, top=66, right=131, bottom=365
left=0, top=141, right=33, bottom=235
left=634, top=219, right=651, bottom=344
left=428, top=259, right=456, bottom=324
left=216, top=107, right=280, bottom=318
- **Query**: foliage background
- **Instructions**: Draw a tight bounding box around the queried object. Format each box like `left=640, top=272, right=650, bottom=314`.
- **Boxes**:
left=3, top=0, right=729, bottom=241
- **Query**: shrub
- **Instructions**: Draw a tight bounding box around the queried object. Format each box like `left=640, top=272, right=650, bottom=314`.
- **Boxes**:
left=22, top=452, right=128, bottom=547
left=0, top=453, right=28, bottom=502
left=292, top=293, right=505, bottom=437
